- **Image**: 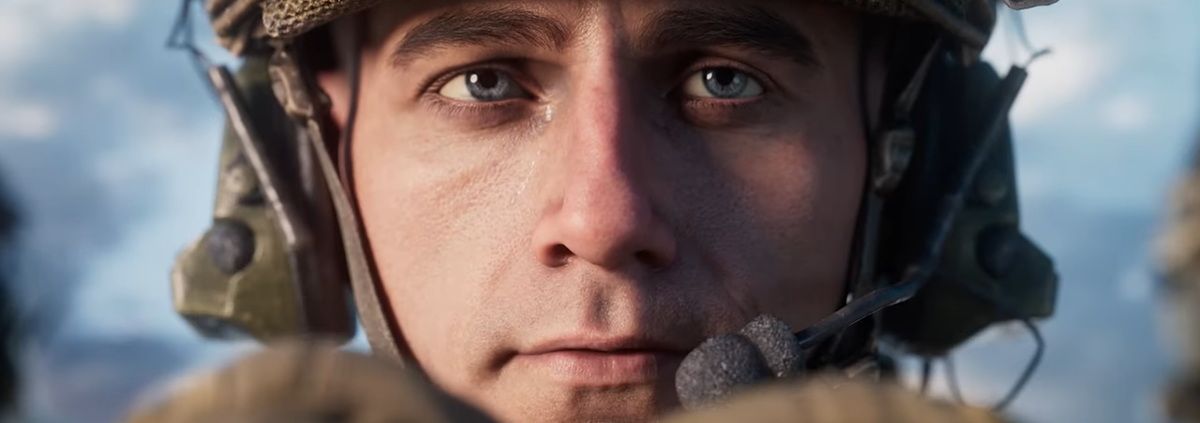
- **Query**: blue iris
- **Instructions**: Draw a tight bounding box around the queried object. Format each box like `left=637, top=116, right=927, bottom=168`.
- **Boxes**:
left=702, top=68, right=751, bottom=99
left=465, top=70, right=516, bottom=101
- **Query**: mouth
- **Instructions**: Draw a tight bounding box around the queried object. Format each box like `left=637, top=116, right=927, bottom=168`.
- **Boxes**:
left=512, top=337, right=689, bottom=387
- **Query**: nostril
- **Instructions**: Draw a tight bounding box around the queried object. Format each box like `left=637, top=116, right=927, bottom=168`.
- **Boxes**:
left=547, top=244, right=573, bottom=267
left=552, top=244, right=572, bottom=257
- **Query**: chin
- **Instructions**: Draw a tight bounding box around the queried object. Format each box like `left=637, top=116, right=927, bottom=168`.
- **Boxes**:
left=480, top=380, right=680, bottom=423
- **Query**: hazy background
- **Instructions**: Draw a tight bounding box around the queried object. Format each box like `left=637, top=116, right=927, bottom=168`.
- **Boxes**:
left=0, top=0, right=1196, bottom=422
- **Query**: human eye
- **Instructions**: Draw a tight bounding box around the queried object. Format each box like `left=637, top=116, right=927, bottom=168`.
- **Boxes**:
left=680, top=67, right=764, bottom=100
left=437, top=68, right=531, bottom=102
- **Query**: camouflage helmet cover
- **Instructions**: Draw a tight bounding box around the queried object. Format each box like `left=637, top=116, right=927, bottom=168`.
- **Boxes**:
left=257, top=0, right=979, bottom=38
left=208, top=0, right=1057, bottom=55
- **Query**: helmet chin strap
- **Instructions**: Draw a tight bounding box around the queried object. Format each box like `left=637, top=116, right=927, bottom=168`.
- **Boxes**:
left=819, top=31, right=943, bottom=368
left=290, top=17, right=413, bottom=366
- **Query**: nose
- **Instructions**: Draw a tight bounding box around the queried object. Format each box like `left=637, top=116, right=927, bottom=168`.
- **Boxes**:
left=531, top=63, right=677, bottom=272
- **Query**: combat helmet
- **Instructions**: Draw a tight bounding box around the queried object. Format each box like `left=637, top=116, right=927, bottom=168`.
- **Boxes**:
left=169, top=0, right=1060, bottom=408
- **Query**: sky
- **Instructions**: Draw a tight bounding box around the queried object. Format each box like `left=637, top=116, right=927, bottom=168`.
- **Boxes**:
left=0, top=0, right=1197, bottom=422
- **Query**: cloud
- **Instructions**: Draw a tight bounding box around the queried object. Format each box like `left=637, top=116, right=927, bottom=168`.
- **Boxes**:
left=0, top=0, right=232, bottom=419
left=0, top=102, right=57, bottom=140
left=1117, top=263, right=1156, bottom=305
left=985, top=0, right=1200, bottom=214
left=1103, top=92, right=1156, bottom=133
left=42, top=0, right=139, bottom=27
left=0, top=12, right=35, bottom=68
left=0, top=0, right=139, bottom=73
left=0, top=0, right=226, bottom=331
left=983, top=5, right=1112, bottom=127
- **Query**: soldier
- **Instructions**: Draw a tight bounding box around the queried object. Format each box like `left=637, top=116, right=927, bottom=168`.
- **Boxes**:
left=133, top=0, right=1060, bottom=422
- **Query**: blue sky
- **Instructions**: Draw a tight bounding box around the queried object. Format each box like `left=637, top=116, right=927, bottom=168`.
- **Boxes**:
left=0, top=1, right=1196, bottom=422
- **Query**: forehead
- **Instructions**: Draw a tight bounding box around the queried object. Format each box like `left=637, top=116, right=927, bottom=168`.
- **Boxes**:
left=361, top=0, right=858, bottom=67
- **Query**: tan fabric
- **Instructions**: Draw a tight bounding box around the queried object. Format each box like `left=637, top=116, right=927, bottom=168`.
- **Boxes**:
left=262, top=0, right=383, bottom=37
left=122, top=343, right=1015, bottom=423
left=121, top=342, right=492, bottom=423
left=661, top=376, right=1018, bottom=423
left=1157, top=170, right=1200, bottom=422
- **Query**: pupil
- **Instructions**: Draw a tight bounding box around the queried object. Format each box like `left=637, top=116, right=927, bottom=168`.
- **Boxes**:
left=470, top=71, right=500, bottom=89
left=711, top=69, right=737, bottom=86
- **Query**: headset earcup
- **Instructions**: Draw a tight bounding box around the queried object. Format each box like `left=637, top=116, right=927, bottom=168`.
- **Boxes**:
left=877, top=56, right=1058, bottom=356
left=172, top=55, right=356, bottom=343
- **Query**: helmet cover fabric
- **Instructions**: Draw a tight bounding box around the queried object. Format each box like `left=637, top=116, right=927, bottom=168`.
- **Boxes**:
left=258, top=0, right=979, bottom=38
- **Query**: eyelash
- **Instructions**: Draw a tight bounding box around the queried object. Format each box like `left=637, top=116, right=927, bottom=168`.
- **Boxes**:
left=420, top=61, right=539, bottom=122
left=422, top=60, right=524, bottom=93
left=420, top=58, right=773, bottom=118
left=677, top=59, right=775, bottom=98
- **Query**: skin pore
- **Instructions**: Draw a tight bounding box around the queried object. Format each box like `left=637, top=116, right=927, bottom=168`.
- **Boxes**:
left=317, top=1, right=884, bottom=422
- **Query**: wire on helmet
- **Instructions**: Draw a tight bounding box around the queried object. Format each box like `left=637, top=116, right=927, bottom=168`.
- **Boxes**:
left=943, top=274, right=1047, bottom=412
left=167, top=0, right=215, bottom=88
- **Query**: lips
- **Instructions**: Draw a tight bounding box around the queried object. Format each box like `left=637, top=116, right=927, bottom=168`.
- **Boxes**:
left=513, top=336, right=689, bottom=387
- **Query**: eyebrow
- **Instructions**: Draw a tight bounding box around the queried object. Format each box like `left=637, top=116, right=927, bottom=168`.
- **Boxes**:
left=639, top=6, right=820, bottom=69
left=390, top=8, right=572, bottom=68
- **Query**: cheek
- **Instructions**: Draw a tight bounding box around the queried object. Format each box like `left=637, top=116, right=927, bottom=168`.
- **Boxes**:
left=718, top=103, right=866, bottom=328
left=348, top=86, right=533, bottom=382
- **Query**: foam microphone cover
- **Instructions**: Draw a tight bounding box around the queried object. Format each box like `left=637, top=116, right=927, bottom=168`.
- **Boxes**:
left=738, top=315, right=805, bottom=378
left=675, top=333, right=771, bottom=410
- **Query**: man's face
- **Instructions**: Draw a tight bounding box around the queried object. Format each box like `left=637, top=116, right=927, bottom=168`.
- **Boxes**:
left=318, top=0, right=878, bottom=421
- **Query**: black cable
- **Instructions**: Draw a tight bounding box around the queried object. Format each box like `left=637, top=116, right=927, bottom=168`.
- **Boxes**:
left=1010, top=7, right=1052, bottom=66
left=1004, top=9, right=1019, bottom=66
left=820, top=13, right=878, bottom=360
left=1001, top=317, right=1045, bottom=410
left=856, top=15, right=875, bottom=146
left=332, top=17, right=419, bottom=367
left=943, top=355, right=966, bottom=405
left=919, top=358, right=933, bottom=395
left=166, top=0, right=216, bottom=98
left=832, top=13, right=875, bottom=315
left=954, top=278, right=1046, bottom=412
left=793, top=39, right=947, bottom=351
left=165, top=0, right=193, bottom=50
left=337, top=23, right=364, bottom=215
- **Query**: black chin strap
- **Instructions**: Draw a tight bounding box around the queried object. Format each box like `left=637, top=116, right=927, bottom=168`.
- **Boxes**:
left=811, top=28, right=944, bottom=368
left=308, top=19, right=412, bottom=365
